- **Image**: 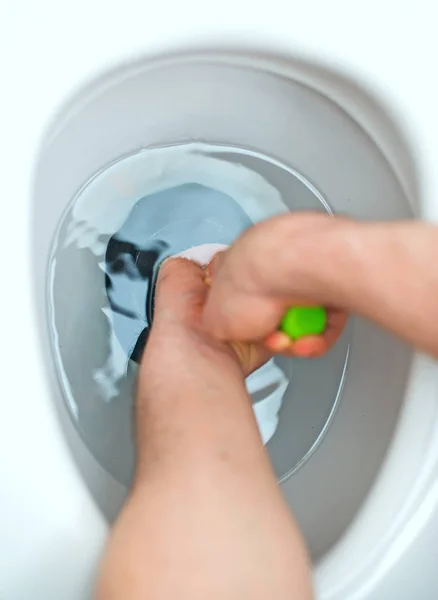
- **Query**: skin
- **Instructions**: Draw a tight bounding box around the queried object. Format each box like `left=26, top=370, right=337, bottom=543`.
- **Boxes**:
left=203, top=214, right=438, bottom=358
left=97, top=257, right=312, bottom=600
left=97, top=213, right=438, bottom=600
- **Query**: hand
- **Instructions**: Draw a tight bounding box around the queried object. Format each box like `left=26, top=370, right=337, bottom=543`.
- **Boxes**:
left=203, top=214, right=348, bottom=358
left=141, top=257, right=271, bottom=390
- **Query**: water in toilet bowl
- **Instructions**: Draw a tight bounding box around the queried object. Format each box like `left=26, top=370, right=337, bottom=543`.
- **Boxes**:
left=103, top=187, right=287, bottom=444
left=49, top=143, right=349, bottom=487
left=103, top=185, right=254, bottom=366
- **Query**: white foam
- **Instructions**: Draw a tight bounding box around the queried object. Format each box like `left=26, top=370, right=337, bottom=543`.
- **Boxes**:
left=173, top=242, right=228, bottom=264
left=64, top=144, right=288, bottom=255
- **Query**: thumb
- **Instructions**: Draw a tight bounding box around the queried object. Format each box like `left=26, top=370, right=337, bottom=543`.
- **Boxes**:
left=155, top=258, right=207, bottom=323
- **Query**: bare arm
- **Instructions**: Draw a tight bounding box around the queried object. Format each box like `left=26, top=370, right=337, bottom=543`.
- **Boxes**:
left=97, top=259, right=312, bottom=599
left=203, top=214, right=438, bottom=358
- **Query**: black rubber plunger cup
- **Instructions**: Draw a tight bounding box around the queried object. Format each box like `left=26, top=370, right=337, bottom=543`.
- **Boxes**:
left=104, top=182, right=252, bottom=363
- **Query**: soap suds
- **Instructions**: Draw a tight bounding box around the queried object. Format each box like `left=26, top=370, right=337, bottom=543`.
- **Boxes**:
left=64, top=144, right=288, bottom=256
left=173, top=242, right=228, bottom=263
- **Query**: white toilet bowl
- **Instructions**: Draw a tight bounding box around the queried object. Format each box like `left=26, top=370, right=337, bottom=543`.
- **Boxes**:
left=32, top=49, right=421, bottom=589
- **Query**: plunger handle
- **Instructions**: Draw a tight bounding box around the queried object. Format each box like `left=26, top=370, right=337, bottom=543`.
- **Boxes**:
left=280, top=306, right=327, bottom=340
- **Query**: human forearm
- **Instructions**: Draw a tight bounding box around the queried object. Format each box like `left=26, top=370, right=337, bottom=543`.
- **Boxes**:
left=97, top=255, right=313, bottom=600
left=135, top=332, right=268, bottom=482
left=316, top=220, right=438, bottom=357
left=98, top=340, right=312, bottom=600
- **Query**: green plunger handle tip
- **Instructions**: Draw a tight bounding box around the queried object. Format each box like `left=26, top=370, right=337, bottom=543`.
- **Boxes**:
left=280, top=306, right=327, bottom=340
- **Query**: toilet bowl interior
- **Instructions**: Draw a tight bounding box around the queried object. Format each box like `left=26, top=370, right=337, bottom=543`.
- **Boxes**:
left=33, top=53, right=413, bottom=560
